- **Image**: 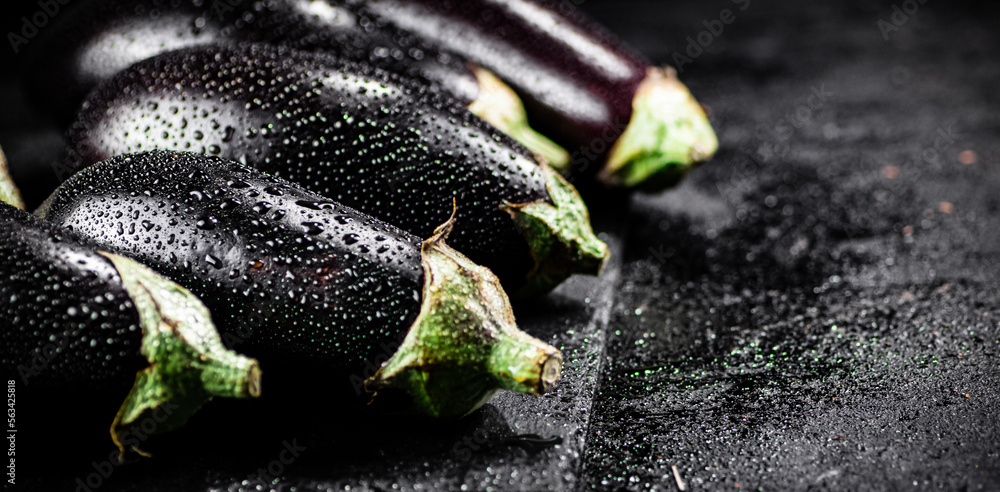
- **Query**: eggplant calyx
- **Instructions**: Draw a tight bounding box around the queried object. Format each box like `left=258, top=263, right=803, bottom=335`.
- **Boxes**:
left=365, top=218, right=562, bottom=419
left=502, top=164, right=608, bottom=297
left=598, top=67, right=719, bottom=191
left=0, top=146, right=24, bottom=210
left=101, top=252, right=261, bottom=459
left=468, top=65, right=571, bottom=171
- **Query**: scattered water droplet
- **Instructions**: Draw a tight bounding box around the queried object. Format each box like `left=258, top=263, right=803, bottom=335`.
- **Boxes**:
left=205, top=254, right=223, bottom=269
left=302, top=222, right=325, bottom=235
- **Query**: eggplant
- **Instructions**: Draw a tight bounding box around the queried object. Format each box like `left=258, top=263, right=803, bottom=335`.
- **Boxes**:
left=23, top=0, right=568, bottom=167
left=62, top=43, right=607, bottom=296
left=39, top=151, right=563, bottom=418
left=0, top=201, right=261, bottom=456
left=358, top=0, right=720, bottom=190
left=0, top=146, right=23, bottom=210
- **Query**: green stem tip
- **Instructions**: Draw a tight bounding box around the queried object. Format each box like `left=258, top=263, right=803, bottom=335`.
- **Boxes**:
left=100, top=252, right=261, bottom=459
left=503, top=164, right=609, bottom=297
left=365, top=218, right=563, bottom=419
left=0, top=145, right=25, bottom=210
left=598, top=67, right=719, bottom=191
left=468, top=65, right=572, bottom=171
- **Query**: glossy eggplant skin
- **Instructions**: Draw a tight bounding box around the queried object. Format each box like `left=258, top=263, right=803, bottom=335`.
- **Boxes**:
left=40, top=151, right=427, bottom=369
left=359, top=0, right=649, bottom=166
left=25, top=0, right=478, bottom=124
left=0, top=202, right=146, bottom=388
left=63, top=43, right=549, bottom=290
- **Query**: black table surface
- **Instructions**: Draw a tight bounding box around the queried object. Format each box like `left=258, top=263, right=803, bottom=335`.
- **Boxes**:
left=2, top=0, right=999, bottom=490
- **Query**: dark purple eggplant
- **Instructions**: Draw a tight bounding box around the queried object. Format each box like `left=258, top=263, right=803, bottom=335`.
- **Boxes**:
left=61, top=43, right=606, bottom=296
left=358, top=0, right=719, bottom=189
left=0, top=200, right=261, bottom=455
left=39, top=151, right=562, bottom=418
left=23, top=0, right=568, bottom=166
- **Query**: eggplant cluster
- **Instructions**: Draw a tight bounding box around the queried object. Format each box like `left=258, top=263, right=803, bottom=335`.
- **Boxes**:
left=3, top=0, right=717, bottom=457
left=27, top=0, right=718, bottom=189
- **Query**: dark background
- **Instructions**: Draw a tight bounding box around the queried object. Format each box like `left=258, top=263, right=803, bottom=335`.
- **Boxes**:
left=3, top=0, right=1000, bottom=490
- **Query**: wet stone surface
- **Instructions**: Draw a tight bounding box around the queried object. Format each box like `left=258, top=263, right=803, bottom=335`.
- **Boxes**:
left=580, top=0, right=1000, bottom=489
left=3, top=0, right=1000, bottom=490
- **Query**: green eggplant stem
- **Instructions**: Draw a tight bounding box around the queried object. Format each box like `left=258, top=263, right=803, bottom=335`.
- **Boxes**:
left=100, top=252, right=261, bottom=459
left=503, top=164, right=609, bottom=297
left=0, top=146, right=25, bottom=210
left=468, top=65, right=571, bottom=171
left=598, top=66, right=719, bottom=191
left=365, top=218, right=562, bottom=419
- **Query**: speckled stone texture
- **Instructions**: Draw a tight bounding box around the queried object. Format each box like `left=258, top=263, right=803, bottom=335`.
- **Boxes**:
left=2, top=0, right=999, bottom=490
